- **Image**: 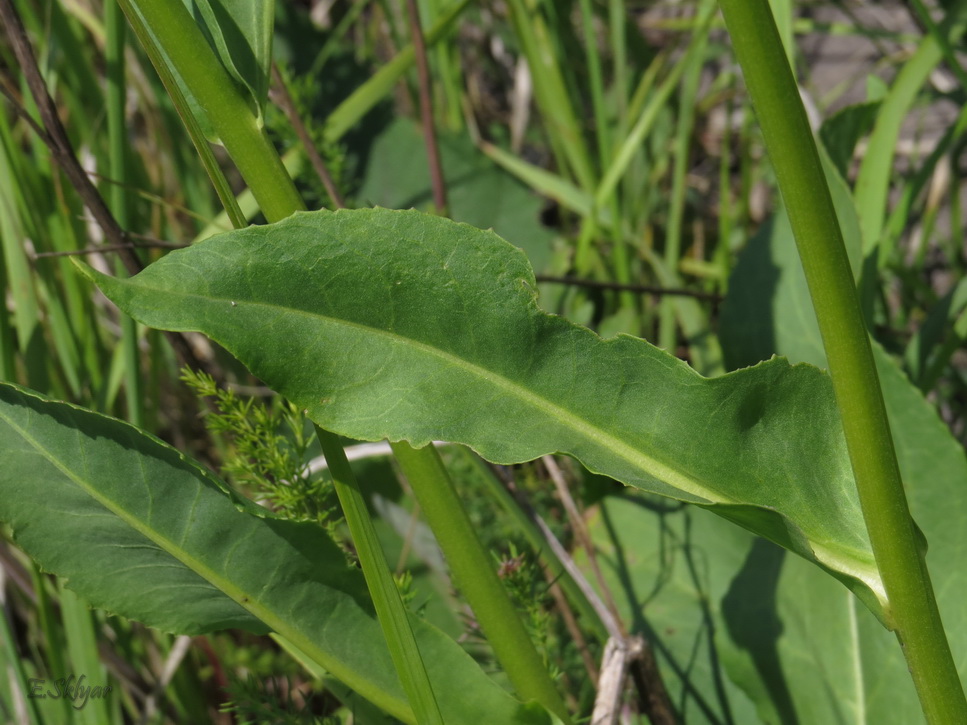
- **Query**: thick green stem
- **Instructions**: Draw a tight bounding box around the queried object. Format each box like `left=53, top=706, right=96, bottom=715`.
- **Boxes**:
left=717, top=1, right=967, bottom=722
left=318, top=428, right=443, bottom=725
left=127, top=0, right=302, bottom=222
left=390, top=442, right=572, bottom=723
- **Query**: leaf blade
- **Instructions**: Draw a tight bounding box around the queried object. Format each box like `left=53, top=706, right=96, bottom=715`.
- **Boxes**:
left=81, top=208, right=884, bottom=614
left=0, top=382, right=550, bottom=725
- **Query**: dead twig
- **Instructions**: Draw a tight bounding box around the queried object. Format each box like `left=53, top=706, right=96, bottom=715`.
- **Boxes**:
left=403, top=0, right=448, bottom=215
left=269, top=65, right=346, bottom=209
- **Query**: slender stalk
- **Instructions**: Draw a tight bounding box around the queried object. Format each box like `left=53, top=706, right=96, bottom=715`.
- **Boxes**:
left=403, top=0, right=448, bottom=215
left=106, top=0, right=144, bottom=427
left=318, top=428, right=444, bottom=725
left=118, top=0, right=246, bottom=230
left=125, top=3, right=453, bottom=720
left=387, top=5, right=571, bottom=710
left=269, top=65, right=346, bottom=210
left=717, top=1, right=967, bottom=722
left=577, top=0, right=611, bottom=170
left=125, top=0, right=301, bottom=223
left=323, top=0, right=472, bottom=145
left=390, top=441, right=572, bottom=723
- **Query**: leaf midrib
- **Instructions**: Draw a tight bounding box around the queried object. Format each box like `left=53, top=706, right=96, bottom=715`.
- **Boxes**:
left=223, top=291, right=885, bottom=597
left=109, top=275, right=885, bottom=601
left=165, top=284, right=727, bottom=505
left=0, top=399, right=414, bottom=723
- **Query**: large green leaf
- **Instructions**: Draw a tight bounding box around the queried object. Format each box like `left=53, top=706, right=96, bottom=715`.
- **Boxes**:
left=0, top=383, right=550, bottom=725
left=718, top=200, right=967, bottom=722
left=80, top=208, right=884, bottom=616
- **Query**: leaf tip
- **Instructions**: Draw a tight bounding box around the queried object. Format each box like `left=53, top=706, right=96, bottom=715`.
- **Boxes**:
left=69, top=256, right=101, bottom=283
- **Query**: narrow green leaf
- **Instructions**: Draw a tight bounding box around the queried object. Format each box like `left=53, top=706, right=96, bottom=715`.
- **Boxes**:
left=854, top=2, right=967, bottom=261
left=81, top=208, right=886, bottom=618
left=0, top=383, right=551, bottom=725
left=318, top=428, right=445, bottom=725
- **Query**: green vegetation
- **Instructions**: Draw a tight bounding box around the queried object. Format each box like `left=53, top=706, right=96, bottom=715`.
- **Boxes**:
left=1, top=0, right=966, bottom=723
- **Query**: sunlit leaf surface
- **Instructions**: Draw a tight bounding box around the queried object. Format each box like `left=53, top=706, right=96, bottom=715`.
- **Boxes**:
left=84, top=208, right=885, bottom=614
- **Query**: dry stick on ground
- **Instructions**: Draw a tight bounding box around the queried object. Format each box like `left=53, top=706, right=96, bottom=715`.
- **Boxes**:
left=136, top=635, right=193, bottom=725
left=403, top=0, right=448, bottom=215
left=591, top=636, right=643, bottom=725
left=542, top=457, right=677, bottom=725
left=0, top=0, right=208, bottom=374
left=269, top=65, right=346, bottom=209
left=545, top=571, right=600, bottom=682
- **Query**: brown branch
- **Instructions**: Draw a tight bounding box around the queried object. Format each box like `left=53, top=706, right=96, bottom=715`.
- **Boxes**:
left=269, top=64, right=346, bottom=209
left=32, top=239, right=188, bottom=260
left=542, top=457, right=678, bottom=725
left=403, top=0, right=448, bottom=215
left=543, top=456, right=626, bottom=634
left=536, top=275, right=723, bottom=302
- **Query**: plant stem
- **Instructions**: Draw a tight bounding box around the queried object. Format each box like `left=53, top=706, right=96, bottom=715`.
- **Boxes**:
left=269, top=65, right=346, bottom=210
left=125, top=3, right=451, bottom=719
left=106, top=0, right=144, bottom=428
left=125, top=0, right=302, bottom=223
left=390, top=441, right=572, bottom=723
left=318, top=428, right=444, bottom=725
left=131, top=3, right=570, bottom=720
left=403, top=0, right=448, bottom=215
left=465, top=452, right=610, bottom=643
left=118, top=0, right=247, bottom=231
left=717, top=1, right=967, bottom=721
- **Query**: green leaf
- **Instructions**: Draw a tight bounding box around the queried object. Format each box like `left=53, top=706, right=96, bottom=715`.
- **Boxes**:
left=80, top=208, right=888, bottom=617
left=819, top=101, right=881, bottom=179
left=719, top=200, right=967, bottom=722
left=187, top=0, right=274, bottom=113
left=0, top=383, right=551, bottom=725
